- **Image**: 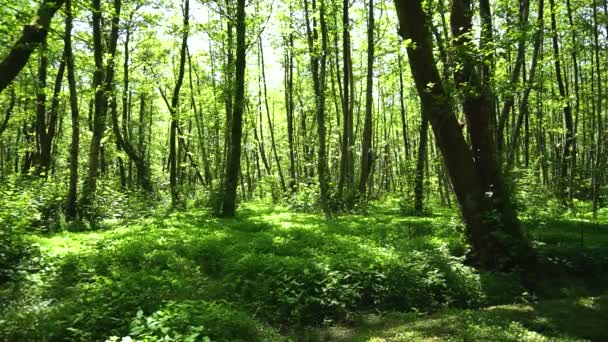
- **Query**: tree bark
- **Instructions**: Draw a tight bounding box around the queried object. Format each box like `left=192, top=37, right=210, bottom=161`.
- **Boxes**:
left=358, top=0, right=375, bottom=197
left=167, top=0, right=189, bottom=207
left=0, top=0, right=65, bottom=94
left=506, top=0, right=544, bottom=168
left=80, top=0, right=108, bottom=219
left=220, top=0, right=247, bottom=217
left=394, top=0, right=535, bottom=269
left=285, top=30, right=297, bottom=192
left=338, top=0, right=355, bottom=199
left=549, top=0, right=574, bottom=205
left=0, top=89, right=16, bottom=137
left=64, top=0, right=80, bottom=221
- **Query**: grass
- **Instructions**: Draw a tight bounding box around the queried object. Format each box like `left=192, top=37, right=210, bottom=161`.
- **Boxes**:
left=1, top=199, right=607, bottom=341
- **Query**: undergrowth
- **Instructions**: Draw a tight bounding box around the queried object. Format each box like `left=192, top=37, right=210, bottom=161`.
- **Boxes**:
left=0, top=198, right=607, bottom=341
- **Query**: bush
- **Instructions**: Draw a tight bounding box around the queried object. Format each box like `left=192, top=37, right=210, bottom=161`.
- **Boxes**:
left=125, top=301, right=261, bottom=342
left=223, top=244, right=484, bottom=324
left=288, top=183, right=318, bottom=212
left=0, top=177, right=40, bottom=284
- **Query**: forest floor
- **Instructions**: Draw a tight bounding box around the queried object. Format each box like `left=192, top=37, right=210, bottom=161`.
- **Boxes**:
left=306, top=292, right=608, bottom=341
left=1, top=200, right=608, bottom=341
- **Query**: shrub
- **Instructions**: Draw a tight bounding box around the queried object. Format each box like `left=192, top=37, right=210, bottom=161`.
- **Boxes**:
left=0, top=177, right=40, bottom=284
left=125, top=300, right=261, bottom=342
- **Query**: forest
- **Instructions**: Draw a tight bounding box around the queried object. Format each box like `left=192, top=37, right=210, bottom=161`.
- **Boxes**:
left=0, top=0, right=607, bottom=340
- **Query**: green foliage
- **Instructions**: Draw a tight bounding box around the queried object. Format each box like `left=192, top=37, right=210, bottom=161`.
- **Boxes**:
left=288, top=182, right=319, bottom=212
left=124, top=301, right=259, bottom=342
left=1, top=201, right=607, bottom=340
left=0, top=177, right=44, bottom=284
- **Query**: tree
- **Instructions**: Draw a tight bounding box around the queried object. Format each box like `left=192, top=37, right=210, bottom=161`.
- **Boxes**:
left=304, top=0, right=330, bottom=215
left=0, top=0, right=65, bottom=95
left=219, top=0, right=247, bottom=217
left=64, top=0, right=79, bottom=221
left=393, top=0, right=535, bottom=269
left=80, top=0, right=111, bottom=220
left=548, top=0, right=574, bottom=205
left=358, top=0, right=375, bottom=198
left=338, top=0, right=355, bottom=201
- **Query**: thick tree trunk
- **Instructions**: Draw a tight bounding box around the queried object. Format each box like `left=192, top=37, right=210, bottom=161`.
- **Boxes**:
left=0, top=0, right=65, bottom=94
left=394, top=0, right=535, bottom=269
left=80, top=0, right=108, bottom=219
left=220, top=0, right=247, bottom=217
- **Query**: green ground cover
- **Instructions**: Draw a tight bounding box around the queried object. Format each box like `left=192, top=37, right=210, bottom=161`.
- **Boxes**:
left=1, top=200, right=607, bottom=341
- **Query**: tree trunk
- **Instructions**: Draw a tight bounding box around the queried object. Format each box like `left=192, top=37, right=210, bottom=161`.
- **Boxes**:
left=285, top=30, right=297, bottom=192
left=549, top=0, right=574, bottom=205
left=413, top=114, right=429, bottom=214
left=497, top=0, right=530, bottom=153
left=506, top=0, right=544, bottom=168
left=260, top=39, right=287, bottom=192
left=0, top=0, right=65, bottom=94
left=168, top=0, right=189, bottom=207
left=220, top=0, right=247, bottom=217
left=64, top=0, right=79, bottom=221
left=358, top=0, right=374, bottom=197
left=80, top=0, right=108, bottom=220
left=338, top=0, right=355, bottom=199
left=304, top=0, right=330, bottom=215
left=394, top=0, right=535, bottom=270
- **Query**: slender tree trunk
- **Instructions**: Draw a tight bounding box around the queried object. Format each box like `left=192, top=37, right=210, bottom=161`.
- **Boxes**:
left=304, top=0, right=330, bottom=215
left=255, top=46, right=271, bottom=175
left=41, top=58, right=65, bottom=176
left=592, top=0, right=603, bottom=217
left=497, top=0, right=530, bottom=153
left=34, top=42, right=48, bottom=173
left=167, top=0, right=189, bottom=207
left=359, top=0, right=375, bottom=197
left=260, top=39, right=287, bottom=192
left=338, top=0, right=355, bottom=199
left=285, top=30, right=297, bottom=192
left=506, top=0, right=544, bottom=168
left=65, top=0, right=79, bottom=221
left=188, top=52, right=212, bottom=185
left=549, top=0, right=574, bottom=205
left=397, top=53, right=410, bottom=163
left=413, top=114, right=429, bottom=214
left=566, top=0, right=580, bottom=199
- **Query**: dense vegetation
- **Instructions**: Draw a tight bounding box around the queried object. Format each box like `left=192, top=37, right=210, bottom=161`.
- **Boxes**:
left=1, top=0, right=607, bottom=340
